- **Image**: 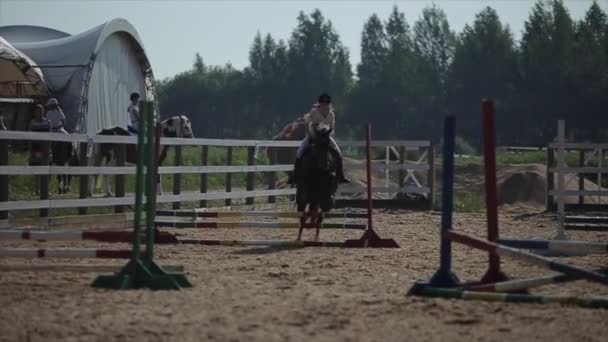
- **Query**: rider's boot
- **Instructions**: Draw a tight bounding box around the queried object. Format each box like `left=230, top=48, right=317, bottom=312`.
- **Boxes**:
left=336, top=155, right=350, bottom=183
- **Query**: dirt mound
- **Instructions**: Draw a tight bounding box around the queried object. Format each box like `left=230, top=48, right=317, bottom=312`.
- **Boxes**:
left=457, top=163, right=606, bottom=208
left=496, top=164, right=547, bottom=207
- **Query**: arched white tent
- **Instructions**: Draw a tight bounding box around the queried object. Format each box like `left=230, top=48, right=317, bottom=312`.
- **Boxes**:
left=0, top=18, right=155, bottom=133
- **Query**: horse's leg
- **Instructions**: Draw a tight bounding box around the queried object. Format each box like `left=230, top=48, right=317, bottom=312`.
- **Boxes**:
left=104, top=154, right=116, bottom=197
left=66, top=174, right=72, bottom=193
left=57, top=175, right=63, bottom=194
left=89, top=147, right=105, bottom=196
left=314, top=205, right=322, bottom=242
left=157, top=175, right=163, bottom=195
left=297, top=204, right=308, bottom=241
left=104, top=174, right=113, bottom=197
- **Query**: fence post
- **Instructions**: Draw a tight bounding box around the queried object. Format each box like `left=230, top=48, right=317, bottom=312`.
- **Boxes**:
left=172, top=145, right=182, bottom=210
left=246, top=146, right=256, bottom=205
left=199, top=145, right=208, bottom=208
left=398, top=146, right=406, bottom=199
left=114, top=144, right=126, bottom=213
left=78, top=142, right=88, bottom=215
left=225, top=146, right=233, bottom=206
left=546, top=147, right=555, bottom=211
left=39, top=141, right=50, bottom=218
left=0, top=140, right=8, bottom=222
left=428, top=143, right=436, bottom=210
left=578, top=150, right=585, bottom=205
left=268, top=148, right=277, bottom=204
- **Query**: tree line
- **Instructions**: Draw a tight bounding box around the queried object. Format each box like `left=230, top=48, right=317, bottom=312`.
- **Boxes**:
left=156, top=0, right=608, bottom=149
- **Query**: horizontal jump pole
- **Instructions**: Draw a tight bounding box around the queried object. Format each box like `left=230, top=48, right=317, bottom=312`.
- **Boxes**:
left=498, top=239, right=608, bottom=255
left=155, top=210, right=368, bottom=219
left=176, top=239, right=348, bottom=247
left=414, top=286, right=608, bottom=309
left=466, top=267, right=608, bottom=293
left=565, top=215, right=608, bottom=223
left=444, top=231, right=608, bottom=286
left=0, top=264, right=185, bottom=273
left=0, top=188, right=297, bottom=211
left=155, top=221, right=367, bottom=230
left=564, top=223, right=608, bottom=232
left=0, top=230, right=178, bottom=243
left=0, top=248, right=138, bottom=259
left=0, top=230, right=137, bottom=243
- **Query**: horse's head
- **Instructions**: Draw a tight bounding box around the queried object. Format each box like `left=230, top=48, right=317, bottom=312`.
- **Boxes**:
left=161, top=115, right=194, bottom=138
left=310, top=123, right=333, bottom=149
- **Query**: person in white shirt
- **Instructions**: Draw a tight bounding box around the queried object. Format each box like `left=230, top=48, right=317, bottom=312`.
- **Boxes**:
left=289, top=93, right=349, bottom=184
left=45, top=98, right=68, bottom=134
left=128, top=92, right=140, bottom=134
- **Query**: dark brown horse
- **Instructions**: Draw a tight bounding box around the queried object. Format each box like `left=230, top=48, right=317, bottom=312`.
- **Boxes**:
left=295, top=124, right=338, bottom=241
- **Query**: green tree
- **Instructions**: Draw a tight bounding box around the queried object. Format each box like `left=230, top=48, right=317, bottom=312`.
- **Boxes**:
left=413, top=4, right=455, bottom=85
left=572, top=1, right=608, bottom=140
left=286, top=9, right=353, bottom=129
left=520, top=0, right=576, bottom=144
left=348, top=14, right=388, bottom=136
left=448, top=7, right=519, bottom=146
left=412, top=4, right=456, bottom=137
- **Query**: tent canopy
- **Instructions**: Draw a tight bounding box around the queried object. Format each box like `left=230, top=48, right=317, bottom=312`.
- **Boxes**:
left=0, top=19, right=153, bottom=133
left=0, top=25, right=70, bottom=43
left=0, top=36, right=48, bottom=98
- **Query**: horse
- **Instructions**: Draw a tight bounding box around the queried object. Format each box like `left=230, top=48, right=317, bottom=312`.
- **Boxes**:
left=266, top=115, right=308, bottom=183
left=90, top=115, right=194, bottom=196
left=51, top=140, right=79, bottom=194
left=295, top=123, right=338, bottom=242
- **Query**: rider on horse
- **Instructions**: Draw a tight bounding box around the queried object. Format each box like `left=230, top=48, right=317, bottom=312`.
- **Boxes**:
left=289, top=93, right=350, bottom=185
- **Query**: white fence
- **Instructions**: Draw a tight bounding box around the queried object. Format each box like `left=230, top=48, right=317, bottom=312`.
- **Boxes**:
left=0, top=130, right=435, bottom=222
left=546, top=120, right=608, bottom=233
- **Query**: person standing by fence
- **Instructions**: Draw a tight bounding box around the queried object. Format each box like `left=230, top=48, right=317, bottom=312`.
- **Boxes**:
left=28, top=104, right=51, bottom=194
left=128, top=92, right=140, bottom=134
left=45, top=98, right=68, bottom=134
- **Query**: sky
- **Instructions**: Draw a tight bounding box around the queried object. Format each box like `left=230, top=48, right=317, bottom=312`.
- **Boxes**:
left=0, top=0, right=605, bottom=79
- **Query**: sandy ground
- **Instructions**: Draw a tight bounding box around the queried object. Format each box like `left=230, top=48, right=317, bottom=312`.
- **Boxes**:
left=1, top=208, right=607, bottom=342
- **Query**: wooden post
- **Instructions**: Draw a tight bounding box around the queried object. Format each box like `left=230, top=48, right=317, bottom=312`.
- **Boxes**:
left=578, top=150, right=585, bottom=205
left=0, top=140, right=8, bottom=221
left=39, top=141, right=50, bottom=218
left=268, top=148, right=277, bottom=204
left=78, top=142, right=88, bottom=215
left=398, top=146, right=406, bottom=199
left=290, top=146, right=297, bottom=202
left=172, top=145, right=182, bottom=210
left=114, top=144, right=126, bottom=213
left=225, top=146, right=233, bottom=206
left=199, top=145, right=208, bottom=208
left=428, top=143, right=436, bottom=210
left=246, top=146, right=256, bottom=205
left=546, top=147, right=555, bottom=212
left=556, top=120, right=566, bottom=239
